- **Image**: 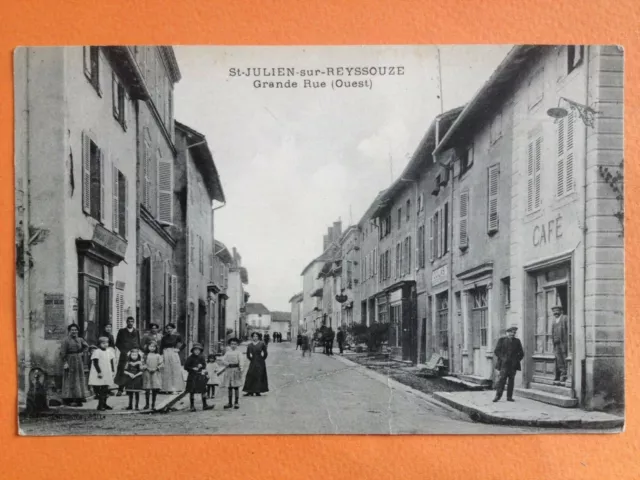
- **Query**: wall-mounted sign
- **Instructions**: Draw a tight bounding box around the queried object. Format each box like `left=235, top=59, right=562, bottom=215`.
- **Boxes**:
left=432, top=265, right=448, bottom=286
left=44, top=293, right=66, bottom=340
left=532, top=213, right=563, bottom=247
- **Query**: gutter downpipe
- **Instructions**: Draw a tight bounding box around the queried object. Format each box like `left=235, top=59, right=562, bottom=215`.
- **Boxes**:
left=22, top=48, right=32, bottom=398
left=581, top=46, right=591, bottom=407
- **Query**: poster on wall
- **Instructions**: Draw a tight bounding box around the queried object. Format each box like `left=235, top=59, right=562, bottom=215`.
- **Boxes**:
left=43, top=293, right=65, bottom=340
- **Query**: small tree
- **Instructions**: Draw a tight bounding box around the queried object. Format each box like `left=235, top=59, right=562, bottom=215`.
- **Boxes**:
left=598, top=159, right=624, bottom=236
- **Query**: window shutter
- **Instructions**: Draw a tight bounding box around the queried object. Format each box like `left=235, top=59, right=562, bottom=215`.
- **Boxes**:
left=444, top=201, right=450, bottom=254
left=408, top=236, right=412, bottom=273
left=566, top=112, right=575, bottom=194
left=157, top=150, right=173, bottom=224
left=82, top=131, right=91, bottom=214
left=487, top=164, right=500, bottom=233
left=429, top=216, right=434, bottom=261
left=557, top=117, right=565, bottom=197
left=99, top=149, right=105, bottom=223
left=144, top=141, right=151, bottom=210
left=112, top=163, right=119, bottom=234
left=123, top=174, right=128, bottom=240
left=534, top=137, right=542, bottom=209
left=171, top=275, right=178, bottom=323
left=459, top=189, right=469, bottom=249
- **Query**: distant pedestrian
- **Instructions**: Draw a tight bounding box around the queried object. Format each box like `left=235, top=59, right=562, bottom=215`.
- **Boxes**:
left=493, top=325, right=524, bottom=403
left=60, top=323, right=89, bottom=406
left=142, top=341, right=163, bottom=410
left=243, top=332, right=269, bottom=397
left=88, top=336, right=115, bottom=411
left=185, top=343, right=213, bottom=412
left=160, top=323, right=186, bottom=393
left=326, top=328, right=335, bottom=355
left=114, top=316, right=141, bottom=396
left=296, top=333, right=303, bottom=350
left=206, top=354, right=221, bottom=399
left=221, top=338, right=243, bottom=409
left=122, top=349, right=144, bottom=410
left=301, top=333, right=310, bottom=357
left=264, top=333, right=270, bottom=346
left=336, top=327, right=345, bottom=354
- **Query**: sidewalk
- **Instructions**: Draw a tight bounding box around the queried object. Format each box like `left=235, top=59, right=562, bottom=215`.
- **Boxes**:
left=432, top=391, right=624, bottom=430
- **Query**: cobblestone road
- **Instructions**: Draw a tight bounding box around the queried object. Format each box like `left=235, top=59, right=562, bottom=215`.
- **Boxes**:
left=21, top=342, right=576, bottom=435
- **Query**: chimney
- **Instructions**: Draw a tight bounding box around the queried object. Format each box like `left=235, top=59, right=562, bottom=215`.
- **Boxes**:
left=333, top=220, right=342, bottom=241
left=323, top=235, right=329, bottom=251
left=327, top=227, right=334, bottom=248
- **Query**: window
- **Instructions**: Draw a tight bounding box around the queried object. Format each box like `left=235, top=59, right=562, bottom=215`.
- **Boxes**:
left=418, top=225, right=425, bottom=268
left=433, top=210, right=440, bottom=258
left=567, top=45, right=584, bottom=74
left=397, top=208, right=402, bottom=229
left=472, top=287, right=488, bottom=347
left=436, top=293, right=449, bottom=353
left=112, top=166, right=128, bottom=239
left=487, top=164, right=500, bottom=234
left=406, top=199, right=411, bottom=221
left=82, top=131, right=104, bottom=222
left=417, top=194, right=423, bottom=213
left=199, top=236, right=204, bottom=274
left=490, top=112, right=503, bottom=144
left=83, top=46, right=101, bottom=95
left=112, top=73, right=127, bottom=130
left=556, top=111, right=576, bottom=198
left=428, top=217, right=434, bottom=262
left=459, top=188, right=469, bottom=250
left=170, top=274, right=178, bottom=323
left=527, top=133, right=542, bottom=213
left=386, top=215, right=391, bottom=235
left=406, top=236, right=412, bottom=274
left=396, top=243, right=401, bottom=278
left=189, top=229, right=195, bottom=264
left=528, top=69, right=544, bottom=109
left=459, top=145, right=474, bottom=176
left=443, top=202, right=449, bottom=255
left=502, top=277, right=511, bottom=308
left=347, top=261, right=353, bottom=287
left=209, top=254, right=214, bottom=281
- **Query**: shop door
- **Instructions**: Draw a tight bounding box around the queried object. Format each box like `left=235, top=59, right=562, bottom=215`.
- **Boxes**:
left=470, top=287, right=488, bottom=378
left=198, top=302, right=207, bottom=346
left=83, top=281, right=109, bottom=347
left=436, top=292, right=449, bottom=359
left=533, top=267, right=572, bottom=386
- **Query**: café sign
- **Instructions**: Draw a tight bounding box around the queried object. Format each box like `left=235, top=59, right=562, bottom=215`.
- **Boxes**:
left=532, top=213, right=563, bottom=247
left=432, top=265, right=448, bottom=286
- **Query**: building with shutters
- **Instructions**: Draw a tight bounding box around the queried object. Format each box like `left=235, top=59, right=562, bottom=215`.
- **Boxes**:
left=224, top=247, right=249, bottom=339
left=212, top=240, right=232, bottom=351
left=135, top=47, right=182, bottom=345
left=15, top=46, right=142, bottom=399
left=288, top=292, right=304, bottom=339
left=338, top=225, right=360, bottom=329
left=433, top=45, right=624, bottom=411
left=245, top=303, right=272, bottom=337
left=270, top=311, right=292, bottom=340
left=173, top=121, right=225, bottom=357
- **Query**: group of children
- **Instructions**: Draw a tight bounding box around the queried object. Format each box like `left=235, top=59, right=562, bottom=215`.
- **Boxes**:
left=88, top=336, right=244, bottom=412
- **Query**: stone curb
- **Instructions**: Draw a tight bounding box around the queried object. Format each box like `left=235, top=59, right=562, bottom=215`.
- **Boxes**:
left=331, top=354, right=465, bottom=417
left=432, top=392, right=624, bottom=430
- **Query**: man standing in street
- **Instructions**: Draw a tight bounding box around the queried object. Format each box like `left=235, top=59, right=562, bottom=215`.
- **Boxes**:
left=336, top=327, right=345, bottom=354
left=551, top=305, right=569, bottom=385
left=493, top=325, right=524, bottom=403
left=114, top=316, right=141, bottom=396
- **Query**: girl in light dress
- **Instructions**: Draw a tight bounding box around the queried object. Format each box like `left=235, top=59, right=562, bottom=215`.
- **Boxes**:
left=142, top=341, right=163, bottom=410
left=123, top=349, right=144, bottom=410
left=206, top=354, right=221, bottom=399
left=88, top=336, right=115, bottom=411
left=220, top=338, right=244, bottom=410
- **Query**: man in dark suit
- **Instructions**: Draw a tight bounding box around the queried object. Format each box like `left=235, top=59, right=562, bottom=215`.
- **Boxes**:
left=493, top=325, right=524, bottom=402
left=114, top=316, right=141, bottom=396
left=551, top=305, right=569, bottom=385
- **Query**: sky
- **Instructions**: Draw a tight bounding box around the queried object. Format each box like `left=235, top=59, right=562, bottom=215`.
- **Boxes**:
left=173, top=45, right=513, bottom=311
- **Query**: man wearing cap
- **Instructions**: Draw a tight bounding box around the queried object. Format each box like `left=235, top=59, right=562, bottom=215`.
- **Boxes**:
left=551, top=305, right=569, bottom=385
left=493, top=325, right=524, bottom=402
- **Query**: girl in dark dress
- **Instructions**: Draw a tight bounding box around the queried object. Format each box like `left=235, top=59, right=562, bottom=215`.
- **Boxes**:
left=123, top=349, right=144, bottom=410
left=243, top=332, right=269, bottom=396
left=184, top=343, right=213, bottom=412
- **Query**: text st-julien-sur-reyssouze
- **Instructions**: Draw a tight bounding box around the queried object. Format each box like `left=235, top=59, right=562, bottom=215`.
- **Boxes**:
left=227, top=66, right=405, bottom=89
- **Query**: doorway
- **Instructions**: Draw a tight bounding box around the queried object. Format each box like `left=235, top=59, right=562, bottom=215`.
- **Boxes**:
left=470, top=286, right=489, bottom=377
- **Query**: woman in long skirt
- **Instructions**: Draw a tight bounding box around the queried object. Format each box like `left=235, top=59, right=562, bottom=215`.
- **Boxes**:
left=243, top=332, right=269, bottom=396
left=159, top=323, right=185, bottom=393
left=60, top=324, right=89, bottom=406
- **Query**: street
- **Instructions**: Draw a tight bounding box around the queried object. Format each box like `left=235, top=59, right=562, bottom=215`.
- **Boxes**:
left=20, top=342, right=583, bottom=435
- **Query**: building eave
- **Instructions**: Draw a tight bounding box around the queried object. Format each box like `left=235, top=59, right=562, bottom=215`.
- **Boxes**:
left=158, top=46, right=182, bottom=83
left=175, top=121, right=226, bottom=203
left=434, top=45, right=546, bottom=154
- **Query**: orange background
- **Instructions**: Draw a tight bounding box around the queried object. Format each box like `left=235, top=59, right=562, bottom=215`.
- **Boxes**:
left=0, top=1, right=638, bottom=479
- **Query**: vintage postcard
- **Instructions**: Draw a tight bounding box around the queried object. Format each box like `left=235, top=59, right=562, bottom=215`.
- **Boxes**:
left=15, top=44, right=625, bottom=435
